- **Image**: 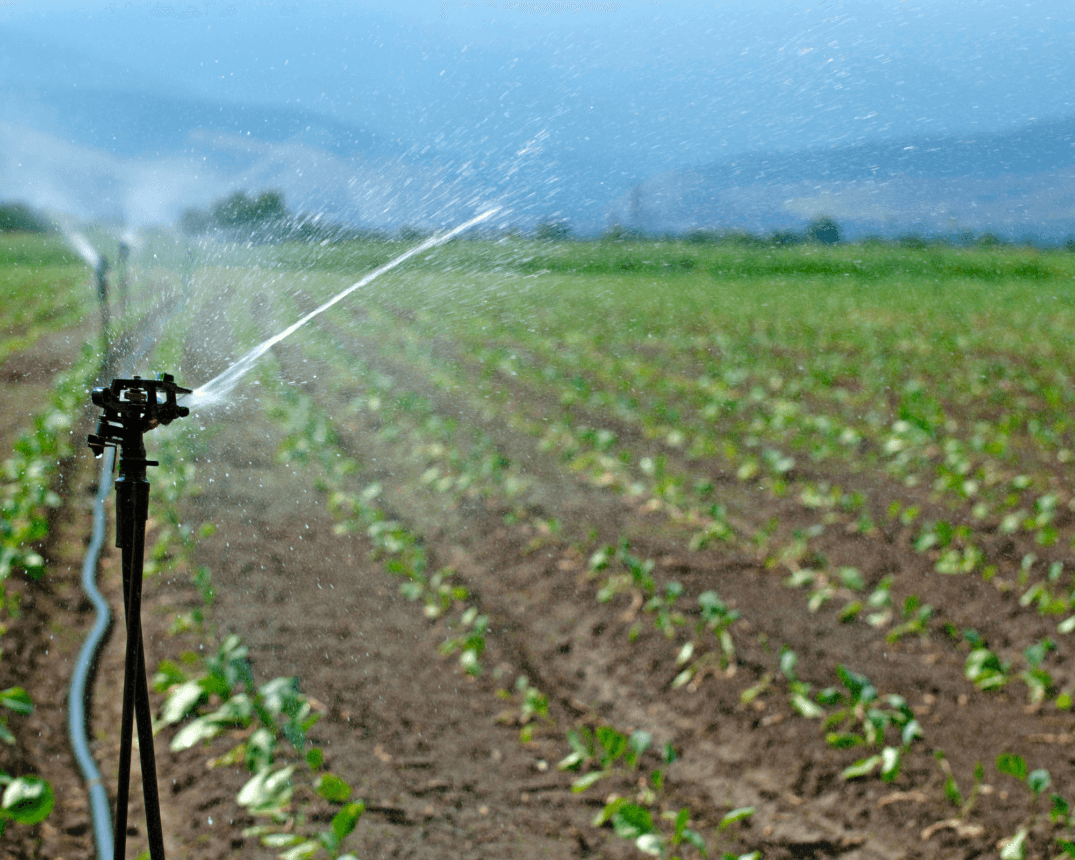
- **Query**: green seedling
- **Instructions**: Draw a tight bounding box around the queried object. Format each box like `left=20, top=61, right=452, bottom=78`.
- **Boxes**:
left=994, top=752, right=1075, bottom=858
left=1021, top=638, right=1056, bottom=704
left=497, top=675, right=552, bottom=742
left=699, top=590, right=738, bottom=668
left=438, top=606, right=488, bottom=675
left=689, top=504, right=735, bottom=550
left=934, top=751, right=984, bottom=818
left=886, top=595, right=932, bottom=642
left=558, top=724, right=653, bottom=792
left=0, top=686, right=32, bottom=747
left=646, top=581, right=686, bottom=637
left=718, top=806, right=755, bottom=830
left=819, top=666, right=922, bottom=782
left=0, top=774, right=55, bottom=836
left=0, top=687, right=55, bottom=836
left=779, top=649, right=824, bottom=719
left=964, top=635, right=1010, bottom=691
left=864, top=575, right=894, bottom=628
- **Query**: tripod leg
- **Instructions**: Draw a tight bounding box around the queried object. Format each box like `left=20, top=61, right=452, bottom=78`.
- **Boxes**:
left=113, top=498, right=138, bottom=860
left=134, top=630, right=166, bottom=859
left=113, top=479, right=167, bottom=859
left=112, top=591, right=138, bottom=859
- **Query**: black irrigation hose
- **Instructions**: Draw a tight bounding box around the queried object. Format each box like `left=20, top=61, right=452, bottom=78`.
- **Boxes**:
left=67, top=446, right=115, bottom=860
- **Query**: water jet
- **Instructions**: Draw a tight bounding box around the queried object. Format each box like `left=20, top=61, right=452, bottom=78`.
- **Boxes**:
left=183, top=207, right=500, bottom=411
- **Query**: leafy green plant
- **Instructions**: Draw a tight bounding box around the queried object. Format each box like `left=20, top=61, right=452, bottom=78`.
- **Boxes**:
left=558, top=724, right=654, bottom=792
left=0, top=774, right=54, bottom=836
left=886, top=595, right=932, bottom=642
left=820, top=666, right=923, bottom=782
left=934, top=751, right=984, bottom=819
left=1020, top=638, right=1056, bottom=704
left=438, top=606, right=488, bottom=675
left=0, top=687, right=54, bottom=836
left=964, top=632, right=1010, bottom=691
left=673, top=590, right=740, bottom=690
left=994, top=753, right=1074, bottom=859
left=778, top=649, right=824, bottom=720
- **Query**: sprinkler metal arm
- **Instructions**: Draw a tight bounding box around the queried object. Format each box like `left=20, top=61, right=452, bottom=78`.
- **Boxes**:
left=88, top=374, right=191, bottom=860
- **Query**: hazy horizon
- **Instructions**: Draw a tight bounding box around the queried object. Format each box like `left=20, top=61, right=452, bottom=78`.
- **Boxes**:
left=3, top=0, right=1074, bottom=232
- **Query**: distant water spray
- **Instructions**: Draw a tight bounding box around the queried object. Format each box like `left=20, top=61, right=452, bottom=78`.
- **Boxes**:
left=183, top=207, right=499, bottom=410
left=65, top=231, right=101, bottom=268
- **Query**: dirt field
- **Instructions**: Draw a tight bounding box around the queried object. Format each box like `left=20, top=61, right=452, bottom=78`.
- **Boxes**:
left=5, top=251, right=1075, bottom=860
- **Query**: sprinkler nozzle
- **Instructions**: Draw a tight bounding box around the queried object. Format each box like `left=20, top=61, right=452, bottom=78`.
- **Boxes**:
left=87, top=373, right=192, bottom=457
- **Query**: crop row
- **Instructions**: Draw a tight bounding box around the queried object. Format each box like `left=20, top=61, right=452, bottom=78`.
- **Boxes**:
left=218, top=268, right=1075, bottom=851
left=0, top=344, right=101, bottom=837
left=256, top=364, right=773, bottom=858
left=142, top=237, right=1075, bottom=854
left=300, top=298, right=1075, bottom=716
left=249, top=311, right=1043, bottom=853
left=144, top=418, right=367, bottom=860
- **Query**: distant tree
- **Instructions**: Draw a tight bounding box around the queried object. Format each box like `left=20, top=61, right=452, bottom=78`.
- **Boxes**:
left=535, top=219, right=573, bottom=242
left=180, top=206, right=211, bottom=236
left=600, top=222, right=644, bottom=243
left=250, top=190, right=288, bottom=224
left=209, top=190, right=290, bottom=235
left=807, top=215, right=840, bottom=245
left=683, top=229, right=720, bottom=245
left=0, top=201, right=51, bottom=233
left=398, top=225, right=429, bottom=243
left=896, top=234, right=929, bottom=250
left=769, top=229, right=802, bottom=246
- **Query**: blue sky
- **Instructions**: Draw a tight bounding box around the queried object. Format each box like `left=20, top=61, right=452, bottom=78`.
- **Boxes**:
left=8, top=0, right=1074, bottom=158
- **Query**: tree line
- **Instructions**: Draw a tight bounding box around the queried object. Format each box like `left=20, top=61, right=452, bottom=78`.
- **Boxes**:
left=0, top=202, right=53, bottom=234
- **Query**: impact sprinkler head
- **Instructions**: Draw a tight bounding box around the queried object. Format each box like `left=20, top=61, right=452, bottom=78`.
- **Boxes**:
left=87, top=373, right=192, bottom=459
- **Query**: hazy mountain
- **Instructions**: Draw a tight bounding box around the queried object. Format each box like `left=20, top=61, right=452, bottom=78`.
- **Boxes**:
left=0, top=77, right=592, bottom=231
left=610, top=117, right=1075, bottom=241
left=5, top=1, right=1075, bottom=238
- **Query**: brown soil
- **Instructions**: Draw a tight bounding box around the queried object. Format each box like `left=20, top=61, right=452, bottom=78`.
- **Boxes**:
left=4, top=293, right=1075, bottom=860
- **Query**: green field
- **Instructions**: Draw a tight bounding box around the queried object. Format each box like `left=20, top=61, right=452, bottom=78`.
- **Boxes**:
left=5, top=230, right=1075, bottom=858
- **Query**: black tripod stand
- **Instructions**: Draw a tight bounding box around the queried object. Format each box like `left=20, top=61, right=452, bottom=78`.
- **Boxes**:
left=88, top=374, right=191, bottom=860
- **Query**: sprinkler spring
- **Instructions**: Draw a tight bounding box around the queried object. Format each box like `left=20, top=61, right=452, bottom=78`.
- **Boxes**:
left=87, top=372, right=191, bottom=860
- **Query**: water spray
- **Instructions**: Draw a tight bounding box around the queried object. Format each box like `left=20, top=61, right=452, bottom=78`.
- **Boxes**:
left=183, top=207, right=500, bottom=409
left=87, top=373, right=192, bottom=860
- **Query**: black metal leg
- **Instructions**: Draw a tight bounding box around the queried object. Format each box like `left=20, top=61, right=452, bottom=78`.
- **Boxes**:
left=113, top=467, right=166, bottom=859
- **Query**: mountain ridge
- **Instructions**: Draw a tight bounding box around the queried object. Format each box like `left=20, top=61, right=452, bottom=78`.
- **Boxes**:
left=610, top=117, right=1075, bottom=240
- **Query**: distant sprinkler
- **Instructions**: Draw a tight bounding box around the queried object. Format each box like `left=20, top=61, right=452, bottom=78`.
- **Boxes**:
left=117, top=241, right=130, bottom=319
left=95, top=255, right=112, bottom=370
